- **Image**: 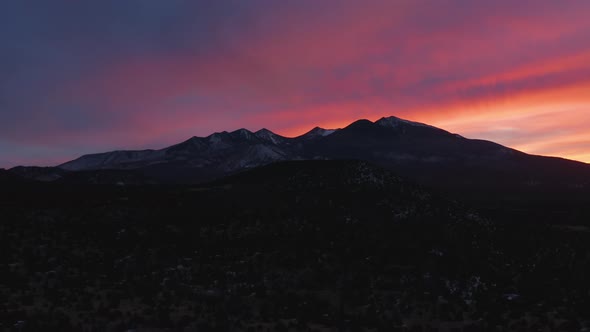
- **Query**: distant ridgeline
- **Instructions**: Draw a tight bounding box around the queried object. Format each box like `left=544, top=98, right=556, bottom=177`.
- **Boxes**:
left=4, top=115, right=590, bottom=205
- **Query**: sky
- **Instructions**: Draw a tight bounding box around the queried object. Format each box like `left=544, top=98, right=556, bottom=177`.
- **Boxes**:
left=1, top=0, right=590, bottom=167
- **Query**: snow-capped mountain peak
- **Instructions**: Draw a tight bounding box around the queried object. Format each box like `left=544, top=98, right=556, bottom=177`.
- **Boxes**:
left=206, top=131, right=230, bottom=146
left=301, top=126, right=337, bottom=139
left=254, top=128, right=287, bottom=145
left=230, top=128, right=254, bottom=140
left=375, top=116, right=432, bottom=129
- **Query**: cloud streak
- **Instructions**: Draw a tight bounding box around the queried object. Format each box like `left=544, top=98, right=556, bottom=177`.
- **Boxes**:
left=1, top=0, right=589, bottom=167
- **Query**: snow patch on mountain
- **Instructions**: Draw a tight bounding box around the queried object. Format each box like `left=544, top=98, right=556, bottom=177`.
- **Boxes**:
left=246, top=144, right=285, bottom=162
left=255, top=129, right=287, bottom=145
left=301, top=127, right=338, bottom=139
left=222, top=144, right=287, bottom=170
left=320, top=129, right=336, bottom=136
left=376, top=116, right=434, bottom=129
left=206, top=132, right=232, bottom=149
left=231, top=129, right=254, bottom=140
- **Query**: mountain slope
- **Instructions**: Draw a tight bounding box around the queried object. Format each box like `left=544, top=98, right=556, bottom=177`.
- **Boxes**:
left=59, top=128, right=300, bottom=178
left=54, top=115, right=590, bottom=192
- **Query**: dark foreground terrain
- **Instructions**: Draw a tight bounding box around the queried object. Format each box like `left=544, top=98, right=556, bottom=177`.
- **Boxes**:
left=2, top=161, right=590, bottom=331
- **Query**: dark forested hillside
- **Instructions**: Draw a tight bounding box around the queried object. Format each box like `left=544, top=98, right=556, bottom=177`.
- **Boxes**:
left=2, top=161, right=589, bottom=331
left=0, top=169, right=25, bottom=184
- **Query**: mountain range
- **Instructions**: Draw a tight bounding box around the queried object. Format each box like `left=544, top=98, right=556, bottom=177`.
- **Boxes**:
left=4, top=117, right=590, bottom=330
left=6, top=115, right=590, bottom=195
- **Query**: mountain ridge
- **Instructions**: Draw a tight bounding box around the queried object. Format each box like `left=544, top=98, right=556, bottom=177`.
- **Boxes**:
left=7, top=116, right=590, bottom=195
left=55, top=116, right=490, bottom=172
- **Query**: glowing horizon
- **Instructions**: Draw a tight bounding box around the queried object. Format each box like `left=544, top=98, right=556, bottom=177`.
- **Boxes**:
left=1, top=0, right=589, bottom=167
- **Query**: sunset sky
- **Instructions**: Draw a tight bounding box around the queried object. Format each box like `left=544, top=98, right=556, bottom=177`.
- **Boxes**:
left=1, top=0, right=590, bottom=167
